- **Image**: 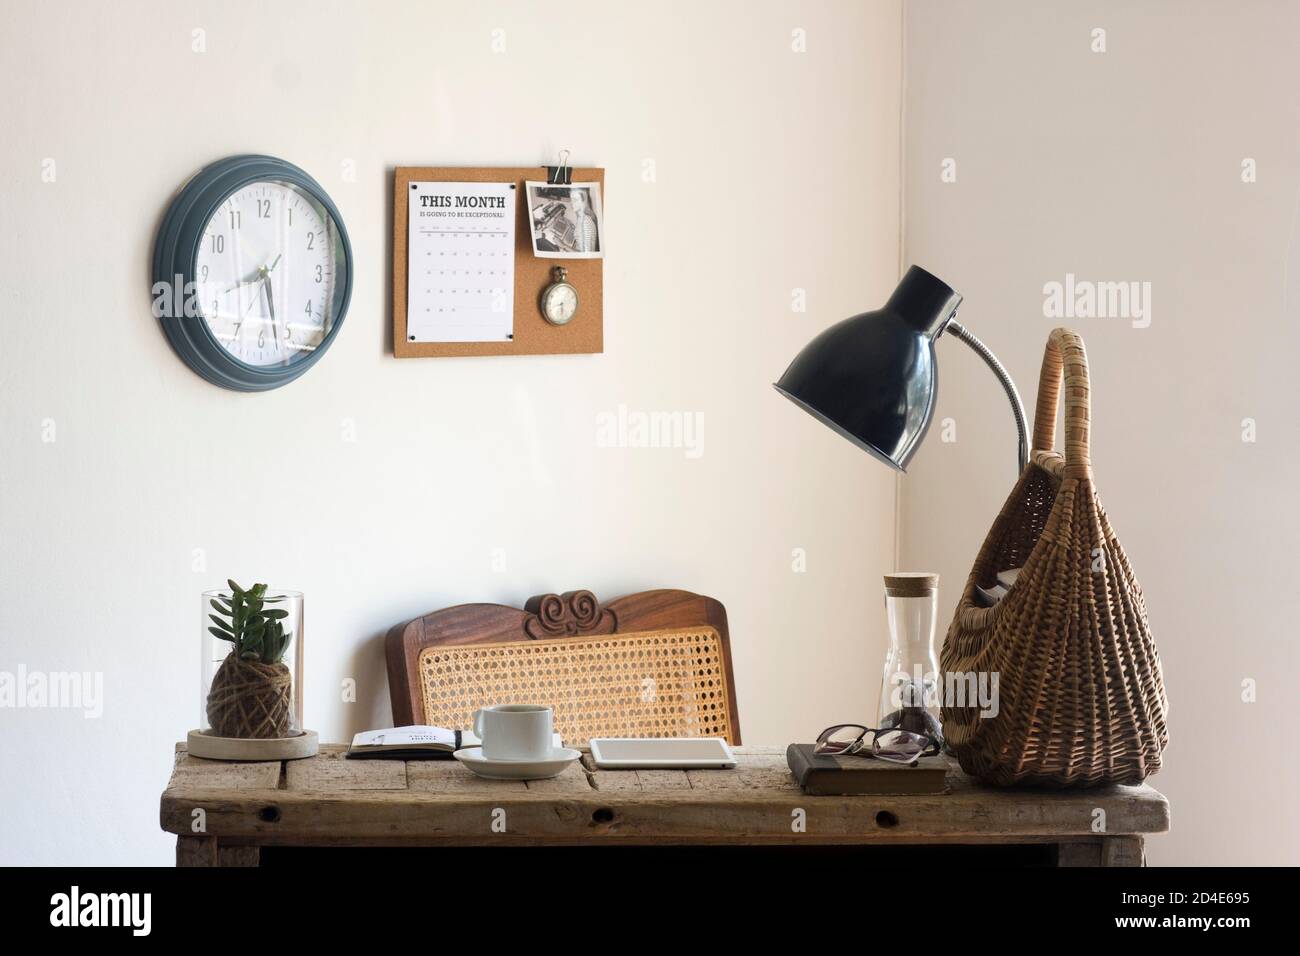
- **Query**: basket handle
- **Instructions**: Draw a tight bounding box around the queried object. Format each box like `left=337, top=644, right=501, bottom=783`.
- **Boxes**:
left=1031, top=327, right=1092, bottom=478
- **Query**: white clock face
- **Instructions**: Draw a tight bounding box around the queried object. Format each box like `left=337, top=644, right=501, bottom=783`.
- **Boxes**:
left=194, top=180, right=343, bottom=367
left=542, top=283, right=578, bottom=325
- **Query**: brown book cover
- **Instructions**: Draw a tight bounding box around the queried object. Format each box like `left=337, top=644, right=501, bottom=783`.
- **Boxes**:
left=786, top=744, right=949, bottom=795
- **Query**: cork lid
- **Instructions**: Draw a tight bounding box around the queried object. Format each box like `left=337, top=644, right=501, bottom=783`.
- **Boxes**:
left=883, top=572, right=939, bottom=597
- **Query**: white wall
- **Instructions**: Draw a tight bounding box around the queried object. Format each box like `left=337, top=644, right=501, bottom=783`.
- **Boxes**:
left=901, top=0, right=1300, bottom=864
left=0, top=0, right=902, bottom=863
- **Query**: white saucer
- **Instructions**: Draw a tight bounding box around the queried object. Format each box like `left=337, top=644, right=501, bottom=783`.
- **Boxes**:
left=453, top=747, right=582, bottom=780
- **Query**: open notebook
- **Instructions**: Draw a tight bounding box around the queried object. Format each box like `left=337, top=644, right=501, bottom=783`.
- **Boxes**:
left=347, top=725, right=563, bottom=760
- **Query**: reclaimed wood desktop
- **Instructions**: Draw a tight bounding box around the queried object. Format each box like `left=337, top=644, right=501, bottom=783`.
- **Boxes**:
left=160, top=744, right=1168, bottom=866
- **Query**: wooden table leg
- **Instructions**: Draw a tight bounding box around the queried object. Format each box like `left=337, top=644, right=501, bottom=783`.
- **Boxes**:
left=1101, top=835, right=1145, bottom=867
left=176, top=835, right=217, bottom=866
left=176, top=836, right=260, bottom=867
left=1057, top=836, right=1146, bottom=866
left=216, top=845, right=261, bottom=867
left=1057, top=841, right=1102, bottom=866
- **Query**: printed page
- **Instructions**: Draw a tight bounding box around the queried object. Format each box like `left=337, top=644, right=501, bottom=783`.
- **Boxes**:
left=407, top=181, right=515, bottom=342
left=351, top=725, right=457, bottom=749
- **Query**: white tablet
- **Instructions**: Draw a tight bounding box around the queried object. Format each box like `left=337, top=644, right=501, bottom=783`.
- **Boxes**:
left=588, top=737, right=737, bottom=769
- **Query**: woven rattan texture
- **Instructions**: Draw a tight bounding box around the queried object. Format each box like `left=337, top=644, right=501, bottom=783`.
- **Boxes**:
left=941, top=329, right=1169, bottom=788
left=418, top=626, right=733, bottom=746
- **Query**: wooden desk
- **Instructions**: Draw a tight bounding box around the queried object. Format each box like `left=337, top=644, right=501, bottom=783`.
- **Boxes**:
left=161, top=745, right=1169, bottom=867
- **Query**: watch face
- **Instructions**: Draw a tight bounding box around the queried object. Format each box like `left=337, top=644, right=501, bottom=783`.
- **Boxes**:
left=542, top=282, right=578, bottom=325
left=194, top=180, right=346, bottom=367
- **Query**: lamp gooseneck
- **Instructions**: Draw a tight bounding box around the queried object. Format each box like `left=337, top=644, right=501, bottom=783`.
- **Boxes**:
left=943, top=319, right=1028, bottom=476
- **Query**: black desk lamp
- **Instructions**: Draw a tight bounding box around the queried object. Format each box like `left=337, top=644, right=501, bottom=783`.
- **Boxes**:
left=774, top=265, right=1027, bottom=476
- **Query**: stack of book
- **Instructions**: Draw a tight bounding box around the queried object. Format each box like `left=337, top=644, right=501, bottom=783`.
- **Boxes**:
left=786, top=744, right=949, bottom=795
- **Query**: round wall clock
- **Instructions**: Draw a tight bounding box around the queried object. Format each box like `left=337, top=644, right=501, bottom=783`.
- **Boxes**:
left=153, top=155, right=352, bottom=391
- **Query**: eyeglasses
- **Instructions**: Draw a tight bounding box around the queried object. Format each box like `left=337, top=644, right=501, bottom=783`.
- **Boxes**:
left=814, top=723, right=941, bottom=765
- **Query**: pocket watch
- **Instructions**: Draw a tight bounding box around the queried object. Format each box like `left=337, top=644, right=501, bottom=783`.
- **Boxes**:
left=539, top=266, right=578, bottom=326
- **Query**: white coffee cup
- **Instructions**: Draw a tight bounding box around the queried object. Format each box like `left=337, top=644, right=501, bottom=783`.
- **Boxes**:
left=472, top=704, right=554, bottom=761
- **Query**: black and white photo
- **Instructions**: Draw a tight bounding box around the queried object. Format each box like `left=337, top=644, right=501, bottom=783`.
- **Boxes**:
left=526, top=181, right=604, bottom=259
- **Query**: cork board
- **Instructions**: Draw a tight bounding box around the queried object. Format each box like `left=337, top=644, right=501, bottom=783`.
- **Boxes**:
left=393, top=166, right=604, bottom=357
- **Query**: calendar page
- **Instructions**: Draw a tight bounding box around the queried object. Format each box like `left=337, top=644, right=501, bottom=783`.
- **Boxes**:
left=406, top=181, right=516, bottom=343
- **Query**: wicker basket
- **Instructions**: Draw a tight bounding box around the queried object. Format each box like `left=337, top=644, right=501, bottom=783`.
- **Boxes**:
left=940, top=328, right=1168, bottom=787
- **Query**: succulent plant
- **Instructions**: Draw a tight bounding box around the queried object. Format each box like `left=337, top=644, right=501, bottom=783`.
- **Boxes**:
left=207, top=580, right=292, bottom=664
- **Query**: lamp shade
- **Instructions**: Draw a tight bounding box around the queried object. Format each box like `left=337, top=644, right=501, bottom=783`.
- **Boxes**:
left=773, top=266, right=963, bottom=471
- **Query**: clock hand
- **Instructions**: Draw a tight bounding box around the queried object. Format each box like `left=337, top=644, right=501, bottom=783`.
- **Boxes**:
left=220, top=256, right=281, bottom=295
left=260, top=270, right=275, bottom=343
left=230, top=284, right=263, bottom=341
left=264, top=255, right=286, bottom=350
left=221, top=264, right=268, bottom=295
left=259, top=268, right=280, bottom=352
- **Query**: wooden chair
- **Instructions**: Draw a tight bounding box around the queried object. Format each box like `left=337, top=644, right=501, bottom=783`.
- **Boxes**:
left=385, top=589, right=740, bottom=745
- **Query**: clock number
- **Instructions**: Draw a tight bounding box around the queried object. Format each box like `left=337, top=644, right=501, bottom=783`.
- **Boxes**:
left=229, top=210, right=241, bottom=229
left=304, top=300, right=312, bottom=319
left=314, top=264, right=323, bottom=283
left=306, top=231, right=315, bottom=250
left=257, top=199, right=271, bottom=219
left=211, top=299, right=218, bottom=317
left=211, top=235, right=224, bottom=254
left=258, top=328, right=266, bottom=349
left=200, top=264, right=209, bottom=281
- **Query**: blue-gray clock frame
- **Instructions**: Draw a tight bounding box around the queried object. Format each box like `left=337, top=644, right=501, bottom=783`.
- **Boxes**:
left=152, top=154, right=353, bottom=391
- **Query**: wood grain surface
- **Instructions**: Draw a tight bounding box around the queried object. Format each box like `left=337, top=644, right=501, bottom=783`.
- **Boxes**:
left=162, top=744, right=1168, bottom=859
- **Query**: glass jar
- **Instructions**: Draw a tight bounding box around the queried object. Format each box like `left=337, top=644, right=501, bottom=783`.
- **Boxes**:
left=200, top=587, right=304, bottom=739
left=878, top=573, right=943, bottom=747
